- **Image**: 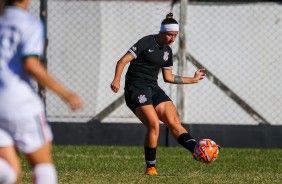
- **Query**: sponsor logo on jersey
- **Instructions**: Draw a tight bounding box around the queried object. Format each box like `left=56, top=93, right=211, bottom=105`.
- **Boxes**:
left=163, top=51, right=169, bottom=61
left=148, top=49, right=154, bottom=52
left=131, top=46, right=137, bottom=51
left=138, top=95, right=147, bottom=103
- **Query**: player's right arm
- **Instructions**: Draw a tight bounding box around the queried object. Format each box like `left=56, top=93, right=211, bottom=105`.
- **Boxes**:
left=23, top=56, right=83, bottom=111
left=111, top=52, right=134, bottom=93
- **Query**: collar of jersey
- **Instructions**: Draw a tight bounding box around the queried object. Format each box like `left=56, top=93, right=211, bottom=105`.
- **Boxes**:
left=153, top=34, right=165, bottom=48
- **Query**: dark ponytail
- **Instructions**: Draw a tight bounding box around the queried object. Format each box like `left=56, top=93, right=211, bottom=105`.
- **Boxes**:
left=0, top=0, right=19, bottom=15
left=0, top=0, right=7, bottom=15
left=161, top=12, right=178, bottom=25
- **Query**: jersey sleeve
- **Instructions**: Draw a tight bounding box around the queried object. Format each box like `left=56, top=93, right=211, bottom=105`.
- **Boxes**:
left=22, top=19, right=44, bottom=58
left=162, top=47, right=173, bottom=69
left=128, top=36, right=149, bottom=59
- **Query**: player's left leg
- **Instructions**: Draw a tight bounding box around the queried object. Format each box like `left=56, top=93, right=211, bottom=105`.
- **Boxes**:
left=0, top=125, right=21, bottom=184
left=0, top=146, right=19, bottom=184
left=155, top=101, right=197, bottom=154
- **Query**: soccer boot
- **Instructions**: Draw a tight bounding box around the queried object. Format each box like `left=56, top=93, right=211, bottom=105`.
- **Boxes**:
left=145, top=167, right=158, bottom=176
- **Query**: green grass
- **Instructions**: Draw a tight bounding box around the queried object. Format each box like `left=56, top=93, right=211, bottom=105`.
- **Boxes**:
left=20, top=146, right=282, bottom=184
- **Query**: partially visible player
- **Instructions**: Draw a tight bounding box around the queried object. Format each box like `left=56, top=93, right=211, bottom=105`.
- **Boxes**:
left=111, top=12, right=206, bottom=176
left=0, top=0, right=83, bottom=183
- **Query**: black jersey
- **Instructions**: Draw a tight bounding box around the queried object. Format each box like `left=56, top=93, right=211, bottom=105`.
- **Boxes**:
left=125, top=35, right=173, bottom=88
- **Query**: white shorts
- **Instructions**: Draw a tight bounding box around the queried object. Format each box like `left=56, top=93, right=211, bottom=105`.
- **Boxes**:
left=0, top=112, right=53, bottom=154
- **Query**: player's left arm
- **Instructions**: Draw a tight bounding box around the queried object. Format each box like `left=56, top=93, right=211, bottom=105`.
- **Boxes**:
left=162, top=67, right=206, bottom=84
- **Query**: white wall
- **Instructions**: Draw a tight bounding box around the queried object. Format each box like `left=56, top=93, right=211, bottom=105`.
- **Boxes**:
left=30, top=1, right=282, bottom=125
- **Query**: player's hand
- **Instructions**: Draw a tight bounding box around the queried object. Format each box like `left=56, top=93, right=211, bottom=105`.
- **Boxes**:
left=63, top=92, right=83, bottom=111
left=111, top=80, right=120, bottom=93
left=194, top=68, right=206, bottom=82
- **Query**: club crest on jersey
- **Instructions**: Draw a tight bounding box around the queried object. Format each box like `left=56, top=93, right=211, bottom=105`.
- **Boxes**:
left=138, top=95, right=147, bottom=104
left=163, top=51, right=169, bottom=61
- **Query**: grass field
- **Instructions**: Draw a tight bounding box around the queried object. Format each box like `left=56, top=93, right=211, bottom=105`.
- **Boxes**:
left=20, top=146, right=282, bottom=184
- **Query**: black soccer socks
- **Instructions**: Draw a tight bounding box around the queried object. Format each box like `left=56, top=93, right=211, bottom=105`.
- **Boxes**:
left=144, top=147, right=156, bottom=168
left=177, top=133, right=196, bottom=153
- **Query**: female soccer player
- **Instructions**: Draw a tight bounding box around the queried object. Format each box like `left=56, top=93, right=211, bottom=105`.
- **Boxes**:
left=111, top=13, right=206, bottom=176
left=0, top=0, right=83, bottom=183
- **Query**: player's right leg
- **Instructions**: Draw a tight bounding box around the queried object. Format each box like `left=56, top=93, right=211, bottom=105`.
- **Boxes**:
left=25, top=142, right=57, bottom=184
left=19, top=113, right=57, bottom=184
left=135, top=105, right=160, bottom=176
left=6, top=113, right=57, bottom=184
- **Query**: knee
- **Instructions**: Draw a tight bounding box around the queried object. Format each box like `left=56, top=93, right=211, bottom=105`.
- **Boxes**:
left=147, top=121, right=160, bottom=134
left=165, top=117, right=181, bottom=129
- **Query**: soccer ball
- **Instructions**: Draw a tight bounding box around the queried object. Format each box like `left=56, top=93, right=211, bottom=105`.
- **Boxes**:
left=193, top=139, right=219, bottom=163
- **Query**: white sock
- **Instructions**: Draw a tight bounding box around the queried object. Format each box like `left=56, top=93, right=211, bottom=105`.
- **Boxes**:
left=0, top=158, right=17, bottom=184
left=33, top=164, right=57, bottom=184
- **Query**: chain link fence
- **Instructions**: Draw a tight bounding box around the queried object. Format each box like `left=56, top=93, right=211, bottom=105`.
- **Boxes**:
left=29, top=0, right=282, bottom=125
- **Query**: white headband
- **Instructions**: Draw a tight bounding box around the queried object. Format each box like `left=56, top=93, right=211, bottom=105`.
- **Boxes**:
left=160, top=24, right=179, bottom=32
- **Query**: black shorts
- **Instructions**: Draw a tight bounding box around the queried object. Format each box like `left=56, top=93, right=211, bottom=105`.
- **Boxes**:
left=124, top=85, right=171, bottom=114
